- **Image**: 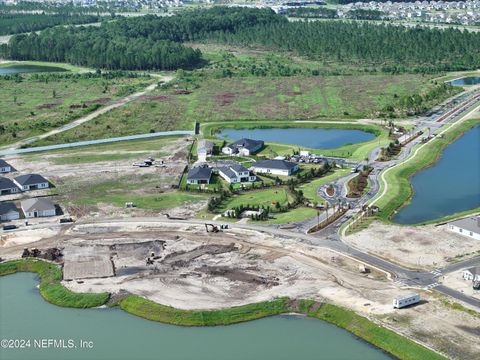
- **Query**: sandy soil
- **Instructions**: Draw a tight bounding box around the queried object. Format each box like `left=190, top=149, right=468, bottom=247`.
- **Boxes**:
left=344, top=221, right=480, bottom=270
left=440, top=271, right=480, bottom=301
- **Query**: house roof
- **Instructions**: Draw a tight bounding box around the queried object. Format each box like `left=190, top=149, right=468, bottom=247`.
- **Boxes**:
left=187, top=166, right=212, bottom=181
left=464, top=266, right=480, bottom=276
left=0, top=202, right=19, bottom=215
left=0, top=177, right=18, bottom=190
left=230, top=163, right=248, bottom=173
left=226, top=138, right=264, bottom=152
left=218, top=167, right=236, bottom=180
left=21, top=198, right=55, bottom=213
left=198, top=140, right=214, bottom=151
left=252, top=159, right=297, bottom=171
left=449, top=216, right=480, bottom=234
left=14, top=174, right=48, bottom=186
left=0, top=159, right=11, bottom=168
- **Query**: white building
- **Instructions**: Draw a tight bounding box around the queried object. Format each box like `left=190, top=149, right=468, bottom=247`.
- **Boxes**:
left=447, top=216, right=480, bottom=240
left=0, top=202, right=20, bottom=221
left=250, top=159, right=299, bottom=176
left=462, top=267, right=480, bottom=282
left=222, top=138, right=264, bottom=156
left=197, top=140, right=214, bottom=162
left=21, top=198, right=56, bottom=218
left=218, top=163, right=256, bottom=184
left=186, top=166, right=212, bottom=185
left=393, top=293, right=420, bottom=309
left=14, top=174, right=49, bottom=191
left=0, top=159, right=12, bottom=173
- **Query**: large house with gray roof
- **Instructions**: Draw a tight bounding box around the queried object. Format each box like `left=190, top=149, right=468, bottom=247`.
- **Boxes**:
left=447, top=216, right=480, bottom=240
left=218, top=163, right=256, bottom=184
left=250, top=159, right=299, bottom=176
left=21, top=198, right=56, bottom=218
left=0, top=177, right=20, bottom=196
left=222, top=138, right=264, bottom=156
left=0, top=202, right=20, bottom=221
left=14, top=174, right=49, bottom=191
left=186, top=166, right=212, bottom=185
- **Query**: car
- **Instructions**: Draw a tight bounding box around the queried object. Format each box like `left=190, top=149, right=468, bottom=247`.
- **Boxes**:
left=2, top=224, right=17, bottom=231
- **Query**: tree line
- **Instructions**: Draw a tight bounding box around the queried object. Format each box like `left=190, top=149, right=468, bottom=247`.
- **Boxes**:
left=1, top=7, right=479, bottom=72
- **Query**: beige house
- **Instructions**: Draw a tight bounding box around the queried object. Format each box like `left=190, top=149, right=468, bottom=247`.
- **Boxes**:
left=21, top=198, right=56, bottom=218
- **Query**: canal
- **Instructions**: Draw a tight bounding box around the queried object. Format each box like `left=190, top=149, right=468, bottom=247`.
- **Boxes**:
left=217, top=127, right=375, bottom=149
left=0, top=64, right=67, bottom=75
left=394, top=125, right=480, bottom=224
left=0, top=273, right=391, bottom=360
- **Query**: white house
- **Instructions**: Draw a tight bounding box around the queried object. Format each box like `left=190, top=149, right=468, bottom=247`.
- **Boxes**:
left=462, top=267, right=480, bottom=282
left=250, top=159, right=299, bottom=176
left=218, top=163, right=256, bottom=184
left=0, top=202, right=20, bottom=221
left=447, top=216, right=480, bottom=240
left=14, top=174, right=49, bottom=191
left=21, top=198, right=56, bottom=218
left=222, top=138, right=264, bottom=156
left=186, top=166, right=212, bottom=185
left=0, top=159, right=12, bottom=173
left=197, top=140, right=214, bottom=162
left=0, top=177, right=20, bottom=195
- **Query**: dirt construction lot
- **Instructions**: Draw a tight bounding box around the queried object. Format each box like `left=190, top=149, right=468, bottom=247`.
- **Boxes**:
left=344, top=221, right=480, bottom=270
left=1, top=220, right=479, bottom=359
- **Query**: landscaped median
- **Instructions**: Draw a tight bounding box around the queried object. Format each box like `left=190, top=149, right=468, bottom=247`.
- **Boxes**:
left=1, top=258, right=445, bottom=360
left=370, top=117, right=480, bottom=222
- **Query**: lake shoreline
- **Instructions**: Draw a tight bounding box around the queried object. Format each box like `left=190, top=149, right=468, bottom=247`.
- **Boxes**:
left=0, top=259, right=445, bottom=360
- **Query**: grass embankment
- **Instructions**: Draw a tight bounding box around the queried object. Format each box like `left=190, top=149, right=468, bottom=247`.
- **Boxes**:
left=203, top=121, right=389, bottom=161
left=0, top=259, right=109, bottom=308
left=372, top=118, right=480, bottom=222
left=1, top=259, right=445, bottom=359
left=300, top=168, right=350, bottom=203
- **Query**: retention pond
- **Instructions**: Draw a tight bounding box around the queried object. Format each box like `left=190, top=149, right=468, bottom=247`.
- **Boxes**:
left=0, top=64, right=67, bottom=75
left=0, top=273, right=391, bottom=360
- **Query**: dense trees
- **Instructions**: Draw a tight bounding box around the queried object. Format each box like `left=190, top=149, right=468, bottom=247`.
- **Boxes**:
left=2, top=7, right=479, bottom=72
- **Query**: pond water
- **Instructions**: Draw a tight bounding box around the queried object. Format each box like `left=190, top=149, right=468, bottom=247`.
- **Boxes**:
left=448, top=76, right=480, bottom=86
left=394, top=125, right=480, bottom=224
left=0, top=273, right=391, bottom=360
left=217, top=127, right=375, bottom=149
left=0, top=64, right=67, bottom=75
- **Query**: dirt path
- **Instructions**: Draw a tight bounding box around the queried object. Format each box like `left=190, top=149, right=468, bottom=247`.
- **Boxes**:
left=6, top=74, right=174, bottom=150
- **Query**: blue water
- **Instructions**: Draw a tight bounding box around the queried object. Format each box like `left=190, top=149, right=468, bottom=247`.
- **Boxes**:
left=217, top=128, right=375, bottom=149
left=394, top=125, right=480, bottom=224
left=0, top=65, right=67, bottom=75
left=449, top=77, right=480, bottom=86
left=0, top=273, right=390, bottom=360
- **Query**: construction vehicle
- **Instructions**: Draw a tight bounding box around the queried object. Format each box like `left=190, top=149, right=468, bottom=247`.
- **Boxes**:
left=205, top=223, right=220, bottom=233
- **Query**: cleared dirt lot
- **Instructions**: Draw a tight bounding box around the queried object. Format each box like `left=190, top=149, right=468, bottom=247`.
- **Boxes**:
left=344, top=221, right=480, bottom=270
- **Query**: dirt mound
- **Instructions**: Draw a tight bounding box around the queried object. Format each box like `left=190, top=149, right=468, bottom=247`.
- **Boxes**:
left=215, top=92, right=236, bottom=106
left=37, top=102, right=62, bottom=110
left=174, top=90, right=192, bottom=95
left=141, top=95, right=170, bottom=101
left=85, top=97, right=112, bottom=104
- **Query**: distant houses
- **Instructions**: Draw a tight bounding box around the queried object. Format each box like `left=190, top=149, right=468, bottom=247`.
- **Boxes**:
left=0, top=201, right=20, bottom=221
left=463, top=267, right=480, bottom=282
left=251, top=159, right=299, bottom=176
left=0, top=177, right=20, bottom=195
left=21, top=198, right=56, bottom=218
left=447, top=216, right=480, bottom=240
left=218, top=163, right=256, bottom=184
left=222, top=138, right=264, bottom=156
left=186, top=166, right=213, bottom=185
left=14, top=174, right=49, bottom=191
left=0, top=159, right=12, bottom=173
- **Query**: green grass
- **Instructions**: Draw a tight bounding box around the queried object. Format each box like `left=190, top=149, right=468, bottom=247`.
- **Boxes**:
left=299, top=300, right=446, bottom=360
left=0, top=73, right=153, bottom=145
left=300, top=168, right=350, bottom=203
left=215, top=188, right=292, bottom=213
left=48, top=151, right=165, bottom=165
left=0, top=259, right=109, bottom=308
left=372, top=117, right=480, bottom=222
left=257, top=206, right=318, bottom=224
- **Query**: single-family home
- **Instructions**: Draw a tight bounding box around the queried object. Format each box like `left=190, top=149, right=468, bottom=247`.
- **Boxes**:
left=462, top=267, right=480, bottom=282
left=0, top=159, right=12, bottom=173
left=14, top=174, right=49, bottom=191
left=218, top=163, right=256, bottom=184
left=222, top=138, right=264, bottom=156
left=447, top=216, right=480, bottom=240
left=21, top=198, right=56, bottom=218
left=250, top=159, right=299, bottom=176
left=0, top=177, right=20, bottom=195
left=197, top=140, right=214, bottom=161
left=0, top=202, right=20, bottom=221
left=186, top=166, right=212, bottom=185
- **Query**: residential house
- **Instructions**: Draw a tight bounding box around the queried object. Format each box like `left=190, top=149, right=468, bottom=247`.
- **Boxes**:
left=462, top=267, right=480, bottom=282
left=0, top=159, right=12, bottom=173
left=0, top=177, right=20, bottom=195
left=186, top=166, right=212, bottom=185
left=222, top=138, right=264, bottom=156
left=14, top=174, right=49, bottom=191
left=250, top=159, right=299, bottom=176
left=0, top=202, right=20, bottom=221
left=447, top=216, right=480, bottom=240
left=21, top=198, right=56, bottom=218
left=218, top=163, right=256, bottom=184
left=197, top=140, right=214, bottom=162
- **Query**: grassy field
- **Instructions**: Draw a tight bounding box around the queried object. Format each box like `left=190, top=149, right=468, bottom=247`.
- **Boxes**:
left=258, top=206, right=318, bottom=224
left=300, top=168, right=350, bottom=203
left=0, top=72, right=153, bottom=145
left=372, top=117, right=480, bottom=222
left=215, top=188, right=293, bottom=213
left=0, top=259, right=109, bottom=308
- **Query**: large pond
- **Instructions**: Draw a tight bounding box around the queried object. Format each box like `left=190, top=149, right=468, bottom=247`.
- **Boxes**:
left=0, top=64, right=67, bottom=75
left=448, top=76, right=480, bottom=86
left=0, top=273, right=390, bottom=360
left=217, top=127, right=375, bottom=149
left=394, top=125, right=480, bottom=224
